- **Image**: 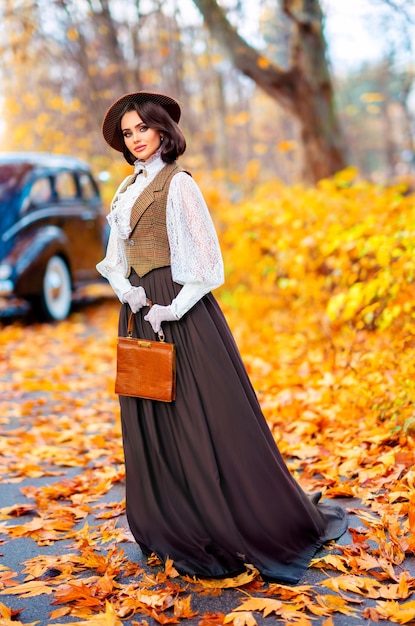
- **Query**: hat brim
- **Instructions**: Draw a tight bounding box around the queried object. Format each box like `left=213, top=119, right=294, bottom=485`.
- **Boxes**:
left=102, top=91, right=181, bottom=152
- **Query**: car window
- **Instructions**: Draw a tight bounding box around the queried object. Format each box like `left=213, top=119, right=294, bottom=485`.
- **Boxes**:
left=55, top=171, right=78, bottom=200
left=28, top=177, right=53, bottom=206
left=79, top=172, right=98, bottom=200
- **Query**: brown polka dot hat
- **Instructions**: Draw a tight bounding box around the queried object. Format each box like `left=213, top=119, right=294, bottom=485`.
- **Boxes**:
left=102, top=91, right=181, bottom=152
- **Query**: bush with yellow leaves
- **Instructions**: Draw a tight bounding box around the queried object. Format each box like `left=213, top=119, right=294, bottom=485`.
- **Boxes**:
left=212, top=167, right=415, bottom=334
left=204, top=168, right=415, bottom=447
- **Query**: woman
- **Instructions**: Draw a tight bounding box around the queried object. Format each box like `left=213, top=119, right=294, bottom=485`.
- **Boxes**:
left=97, top=91, right=347, bottom=584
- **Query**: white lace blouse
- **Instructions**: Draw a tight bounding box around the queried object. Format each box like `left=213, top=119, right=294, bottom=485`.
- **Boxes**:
left=96, top=155, right=224, bottom=319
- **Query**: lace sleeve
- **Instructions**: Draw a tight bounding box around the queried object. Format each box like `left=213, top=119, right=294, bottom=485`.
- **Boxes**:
left=167, top=172, right=224, bottom=287
left=166, top=172, right=224, bottom=319
left=96, top=227, right=132, bottom=301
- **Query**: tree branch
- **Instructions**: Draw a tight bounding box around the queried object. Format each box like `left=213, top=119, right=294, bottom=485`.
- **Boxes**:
left=282, top=0, right=323, bottom=31
left=192, top=0, right=297, bottom=111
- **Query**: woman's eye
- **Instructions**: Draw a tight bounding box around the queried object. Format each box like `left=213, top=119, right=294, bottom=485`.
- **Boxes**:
left=123, top=132, right=131, bottom=138
left=140, top=126, right=148, bottom=132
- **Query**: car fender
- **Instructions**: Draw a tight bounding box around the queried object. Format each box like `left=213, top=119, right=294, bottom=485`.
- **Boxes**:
left=6, top=226, right=72, bottom=296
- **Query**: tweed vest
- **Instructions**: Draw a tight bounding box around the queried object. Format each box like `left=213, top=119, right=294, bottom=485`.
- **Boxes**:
left=122, top=162, right=186, bottom=278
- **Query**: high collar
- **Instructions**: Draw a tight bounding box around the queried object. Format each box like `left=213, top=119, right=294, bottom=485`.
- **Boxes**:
left=134, top=148, right=164, bottom=176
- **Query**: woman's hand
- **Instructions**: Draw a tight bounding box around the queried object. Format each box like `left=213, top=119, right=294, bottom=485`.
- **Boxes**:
left=144, top=304, right=177, bottom=334
left=123, top=286, right=147, bottom=312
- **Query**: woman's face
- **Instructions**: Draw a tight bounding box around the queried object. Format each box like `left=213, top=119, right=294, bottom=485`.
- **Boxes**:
left=121, top=110, right=162, bottom=161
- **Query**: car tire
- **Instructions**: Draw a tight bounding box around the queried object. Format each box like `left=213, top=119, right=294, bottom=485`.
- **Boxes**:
left=34, top=255, right=72, bottom=321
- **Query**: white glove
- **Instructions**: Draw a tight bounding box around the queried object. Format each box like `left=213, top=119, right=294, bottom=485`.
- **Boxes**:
left=144, top=304, right=177, bottom=334
left=122, top=286, right=147, bottom=313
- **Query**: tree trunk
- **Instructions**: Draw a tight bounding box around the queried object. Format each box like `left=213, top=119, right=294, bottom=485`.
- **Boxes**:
left=191, top=0, right=346, bottom=183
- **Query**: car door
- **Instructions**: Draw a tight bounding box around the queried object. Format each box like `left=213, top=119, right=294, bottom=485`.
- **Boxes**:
left=53, top=168, right=87, bottom=281
left=77, top=170, right=108, bottom=268
left=54, top=168, right=106, bottom=284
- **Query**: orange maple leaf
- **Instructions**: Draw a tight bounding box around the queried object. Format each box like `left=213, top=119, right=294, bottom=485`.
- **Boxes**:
left=198, top=612, right=226, bottom=626
left=57, top=600, right=122, bottom=625
left=0, top=579, right=55, bottom=598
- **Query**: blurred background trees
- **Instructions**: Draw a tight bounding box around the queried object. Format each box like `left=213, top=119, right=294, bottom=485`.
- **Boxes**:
left=193, top=0, right=346, bottom=183
left=0, top=0, right=414, bottom=189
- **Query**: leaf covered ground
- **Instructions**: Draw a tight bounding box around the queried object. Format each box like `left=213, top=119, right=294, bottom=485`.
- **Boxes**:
left=1, top=172, right=415, bottom=624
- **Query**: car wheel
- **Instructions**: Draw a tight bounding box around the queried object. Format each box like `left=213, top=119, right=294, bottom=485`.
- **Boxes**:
left=35, top=255, right=72, bottom=321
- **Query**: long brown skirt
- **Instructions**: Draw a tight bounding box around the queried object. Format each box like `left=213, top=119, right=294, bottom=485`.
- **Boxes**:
left=118, top=267, right=347, bottom=583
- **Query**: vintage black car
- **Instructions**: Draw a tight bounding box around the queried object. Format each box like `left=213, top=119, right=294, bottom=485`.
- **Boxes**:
left=0, top=152, right=109, bottom=320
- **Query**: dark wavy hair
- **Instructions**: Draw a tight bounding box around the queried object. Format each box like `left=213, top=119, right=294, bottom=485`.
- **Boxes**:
left=118, top=100, right=186, bottom=165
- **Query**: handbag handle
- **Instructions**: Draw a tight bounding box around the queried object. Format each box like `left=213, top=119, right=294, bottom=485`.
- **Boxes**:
left=127, top=299, right=165, bottom=342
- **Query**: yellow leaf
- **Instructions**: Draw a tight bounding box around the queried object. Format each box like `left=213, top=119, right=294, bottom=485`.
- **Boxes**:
left=0, top=580, right=55, bottom=597
left=376, top=600, right=415, bottom=623
left=320, top=574, right=381, bottom=598
left=315, top=594, right=361, bottom=616
left=408, top=494, right=415, bottom=535
left=257, top=56, right=271, bottom=69
left=189, top=568, right=258, bottom=589
left=311, top=554, right=349, bottom=573
left=0, top=601, right=39, bottom=626
left=0, top=603, right=11, bottom=619
left=224, top=611, right=257, bottom=626
left=49, top=606, right=71, bottom=620
left=232, top=598, right=283, bottom=617
left=173, top=595, right=198, bottom=619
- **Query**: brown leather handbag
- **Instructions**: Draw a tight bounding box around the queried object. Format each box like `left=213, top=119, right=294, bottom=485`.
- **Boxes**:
left=115, top=304, right=176, bottom=402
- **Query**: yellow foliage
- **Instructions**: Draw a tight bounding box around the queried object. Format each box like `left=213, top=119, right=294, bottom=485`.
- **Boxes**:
left=226, top=112, right=251, bottom=126
left=202, top=172, right=415, bottom=445
left=360, top=92, right=385, bottom=103
left=4, top=96, right=22, bottom=115
left=212, top=174, right=415, bottom=335
left=277, top=140, right=296, bottom=152
left=257, top=56, right=271, bottom=69
left=375, top=599, right=415, bottom=622
left=66, top=28, right=79, bottom=41
left=197, top=54, right=211, bottom=69
left=253, top=142, right=268, bottom=156
left=245, top=159, right=261, bottom=181
left=21, top=93, right=38, bottom=110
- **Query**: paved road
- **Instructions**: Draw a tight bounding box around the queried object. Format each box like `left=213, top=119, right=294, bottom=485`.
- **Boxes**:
left=0, top=298, right=406, bottom=625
